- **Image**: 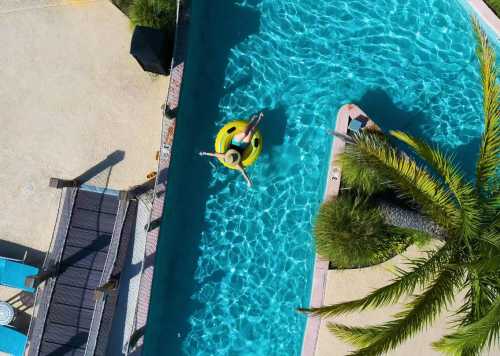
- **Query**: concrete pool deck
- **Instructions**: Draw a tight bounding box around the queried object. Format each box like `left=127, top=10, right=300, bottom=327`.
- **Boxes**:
left=315, top=240, right=495, bottom=356
left=315, top=239, right=498, bottom=356
left=0, top=0, right=167, bottom=304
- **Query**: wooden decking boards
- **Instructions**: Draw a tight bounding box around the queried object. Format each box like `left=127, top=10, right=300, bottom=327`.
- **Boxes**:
left=27, top=187, right=138, bottom=356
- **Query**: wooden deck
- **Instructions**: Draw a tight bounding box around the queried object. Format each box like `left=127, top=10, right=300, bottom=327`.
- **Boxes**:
left=27, top=186, right=137, bottom=356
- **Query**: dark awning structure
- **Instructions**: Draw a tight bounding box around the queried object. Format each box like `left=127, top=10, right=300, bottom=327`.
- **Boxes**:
left=130, top=26, right=173, bottom=76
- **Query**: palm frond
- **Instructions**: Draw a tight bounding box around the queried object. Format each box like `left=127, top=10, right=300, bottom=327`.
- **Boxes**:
left=459, top=263, right=499, bottom=328
left=348, top=132, right=460, bottom=231
left=342, top=264, right=464, bottom=356
left=472, top=18, right=500, bottom=194
left=327, top=324, right=385, bottom=348
left=433, top=297, right=500, bottom=355
left=390, top=130, right=480, bottom=240
left=299, top=241, right=454, bottom=317
left=479, top=219, right=500, bottom=248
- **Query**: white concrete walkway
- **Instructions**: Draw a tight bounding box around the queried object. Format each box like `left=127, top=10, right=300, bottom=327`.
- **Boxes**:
left=0, top=0, right=167, bottom=269
left=316, top=240, right=499, bottom=356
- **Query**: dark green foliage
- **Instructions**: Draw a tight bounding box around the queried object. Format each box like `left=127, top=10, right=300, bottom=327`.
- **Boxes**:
left=314, top=196, right=412, bottom=268
left=129, top=0, right=177, bottom=29
left=485, top=0, right=500, bottom=16
left=339, top=151, right=386, bottom=194
left=112, top=0, right=134, bottom=17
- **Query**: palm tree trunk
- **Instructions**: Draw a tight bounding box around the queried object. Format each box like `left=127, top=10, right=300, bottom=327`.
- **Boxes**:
left=376, top=199, right=446, bottom=240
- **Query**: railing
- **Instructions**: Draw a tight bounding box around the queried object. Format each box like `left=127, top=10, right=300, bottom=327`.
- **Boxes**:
left=126, top=0, right=189, bottom=354
left=26, top=187, right=78, bottom=356
left=84, top=198, right=129, bottom=356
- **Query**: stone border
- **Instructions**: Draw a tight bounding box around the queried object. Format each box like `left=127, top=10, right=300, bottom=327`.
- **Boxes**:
left=128, top=0, right=190, bottom=352
left=301, top=104, right=375, bottom=356
left=466, top=0, right=500, bottom=38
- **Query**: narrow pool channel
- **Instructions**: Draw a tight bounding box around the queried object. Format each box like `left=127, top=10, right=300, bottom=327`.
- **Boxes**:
left=144, top=0, right=486, bottom=355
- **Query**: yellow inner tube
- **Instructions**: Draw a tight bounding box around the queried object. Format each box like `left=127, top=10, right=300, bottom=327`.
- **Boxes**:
left=214, top=120, right=263, bottom=169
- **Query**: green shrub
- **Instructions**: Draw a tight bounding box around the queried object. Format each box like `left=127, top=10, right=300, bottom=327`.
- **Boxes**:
left=339, top=151, right=386, bottom=195
left=129, top=0, right=176, bottom=29
left=485, top=0, right=500, bottom=16
left=112, top=0, right=134, bottom=17
left=314, top=196, right=411, bottom=268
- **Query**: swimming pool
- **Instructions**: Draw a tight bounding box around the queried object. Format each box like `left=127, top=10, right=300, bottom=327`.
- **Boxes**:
left=143, top=0, right=486, bottom=355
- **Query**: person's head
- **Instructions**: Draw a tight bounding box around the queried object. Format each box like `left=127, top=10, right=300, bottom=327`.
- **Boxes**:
left=224, top=149, right=242, bottom=165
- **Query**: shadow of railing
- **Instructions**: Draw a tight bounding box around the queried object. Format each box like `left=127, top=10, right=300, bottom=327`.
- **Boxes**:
left=0, top=241, right=45, bottom=268
left=46, top=332, right=88, bottom=356
left=6, top=291, right=34, bottom=313
left=49, top=150, right=125, bottom=189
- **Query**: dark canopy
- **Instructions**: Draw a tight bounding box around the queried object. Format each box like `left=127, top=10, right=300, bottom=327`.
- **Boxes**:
left=130, top=26, right=173, bottom=76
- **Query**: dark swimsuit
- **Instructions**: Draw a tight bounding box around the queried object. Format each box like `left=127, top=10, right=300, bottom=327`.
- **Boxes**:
left=230, top=137, right=249, bottom=153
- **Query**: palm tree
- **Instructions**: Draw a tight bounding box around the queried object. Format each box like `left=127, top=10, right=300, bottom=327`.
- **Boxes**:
left=301, top=19, right=499, bottom=356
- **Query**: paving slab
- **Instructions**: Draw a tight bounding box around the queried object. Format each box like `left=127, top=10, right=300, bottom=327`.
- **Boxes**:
left=0, top=0, right=168, bottom=260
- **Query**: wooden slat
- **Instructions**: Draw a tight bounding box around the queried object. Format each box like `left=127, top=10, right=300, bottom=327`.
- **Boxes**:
left=93, top=200, right=138, bottom=355
left=70, top=209, right=116, bottom=233
left=52, top=284, right=96, bottom=309
left=27, top=188, right=78, bottom=356
left=40, top=342, right=85, bottom=356
left=42, top=323, right=89, bottom=348
left=61, top=246, right=107, bottom=271
left=57, top=266, right=102, bottom=289
left=47, top=303, right=93, bottom=329
left=66, top=227, right=111, bottom=251
left=74, top=190, right=119, bottom=214
left=31, top=189, right=128, bottom=356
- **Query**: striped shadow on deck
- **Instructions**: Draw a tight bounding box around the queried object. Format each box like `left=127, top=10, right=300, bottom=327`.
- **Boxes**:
left=27, top=187, right=138, bottom=356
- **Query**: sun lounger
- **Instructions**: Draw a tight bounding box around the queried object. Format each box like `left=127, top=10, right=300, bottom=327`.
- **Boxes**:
left=0, top=257, right=39, bottom=292
left=0, top=325, right=27, bottom=356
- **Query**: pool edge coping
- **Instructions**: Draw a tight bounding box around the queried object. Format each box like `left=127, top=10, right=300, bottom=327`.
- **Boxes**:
left=128, top=0, right=189, bottom=353
left=300, top=104, right=351, bottom=356
left=467, top=0, right=500, bottom=39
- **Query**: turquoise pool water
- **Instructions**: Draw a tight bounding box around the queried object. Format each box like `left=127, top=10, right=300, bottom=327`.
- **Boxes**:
left=144, top=0, right=486, bottom=355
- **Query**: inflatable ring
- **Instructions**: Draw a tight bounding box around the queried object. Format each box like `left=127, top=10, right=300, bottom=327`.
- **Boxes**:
left=214, top=120, right=263, bottom=169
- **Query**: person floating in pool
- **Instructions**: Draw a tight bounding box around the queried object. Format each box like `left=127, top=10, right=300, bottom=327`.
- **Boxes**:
left=230, top=112, right=264, bottom=151
left=199, top=149, right=252, bottom=187
left=199, top=112, right=264, bottom=187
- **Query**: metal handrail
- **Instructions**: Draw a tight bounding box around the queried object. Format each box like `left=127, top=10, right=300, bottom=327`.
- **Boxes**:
left=126, top=0, right=185, bottom=353
left=84, top=197, right=129, bottom=356
left=26, top=187, right=77, bottom=355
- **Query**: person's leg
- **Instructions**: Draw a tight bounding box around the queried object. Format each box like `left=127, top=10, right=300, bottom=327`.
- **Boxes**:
left=244, top=112, right=264, bottom=135
left=247, top=114, right=258, bottom=126
left=234, top=129, right=254, bottom=145
left=232, top=132, right=246, bottom=143
left=241, top=134, right=253, bottom=144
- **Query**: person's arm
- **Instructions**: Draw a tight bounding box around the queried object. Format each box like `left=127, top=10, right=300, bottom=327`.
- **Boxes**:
left=237, top=164, right=253, bottom=187
left=199, top=151, right=225, bottom=159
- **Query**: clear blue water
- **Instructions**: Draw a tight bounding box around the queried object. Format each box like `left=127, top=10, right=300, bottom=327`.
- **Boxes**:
left=144, top=0, right=486, bottom=355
